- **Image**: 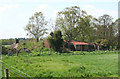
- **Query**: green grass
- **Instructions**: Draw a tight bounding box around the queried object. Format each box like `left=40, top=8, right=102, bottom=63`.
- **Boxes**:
left=1, top=51, right=118, bottom=77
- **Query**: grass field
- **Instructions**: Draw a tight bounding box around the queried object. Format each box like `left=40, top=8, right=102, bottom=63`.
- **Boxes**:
left=1, top=51, right=118, bottom=77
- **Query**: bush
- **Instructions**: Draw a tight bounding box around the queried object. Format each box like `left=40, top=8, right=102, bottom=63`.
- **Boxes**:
left=48, top=30, right=63, bottom=52
left=17, top=40, right=43, bottom=51
left=2, top=46, right=8, bottom=55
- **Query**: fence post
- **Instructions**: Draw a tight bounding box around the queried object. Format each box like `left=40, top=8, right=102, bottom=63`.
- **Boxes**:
left=4, top=69, right=8, bottom=79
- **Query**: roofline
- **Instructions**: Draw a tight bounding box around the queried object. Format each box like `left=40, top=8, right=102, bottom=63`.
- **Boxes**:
left=74, top=44, right=89, bottom=45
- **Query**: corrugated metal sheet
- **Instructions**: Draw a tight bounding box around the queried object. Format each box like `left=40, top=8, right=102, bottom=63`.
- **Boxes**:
left=70, top=41, right=89, bottom=45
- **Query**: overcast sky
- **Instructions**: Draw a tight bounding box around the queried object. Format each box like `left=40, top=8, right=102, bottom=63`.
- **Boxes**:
left=0, top=0, right=119, bottom=39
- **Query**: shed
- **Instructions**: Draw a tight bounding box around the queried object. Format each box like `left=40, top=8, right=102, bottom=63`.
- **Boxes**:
left=65, top=40, right=95, bottom=51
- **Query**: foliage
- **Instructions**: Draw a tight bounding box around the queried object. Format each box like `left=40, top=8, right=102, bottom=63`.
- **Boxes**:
left=48, top=30, right=63, bottom=52
left=16, top=6, right=119, bottom=50
left=25, top=12, right=48, bottom=42
left=55, top=6, right=96, bottom=42
left=94, top=14, right=118, bottom=49
left=17, top=39, right=44, bottom=52
left=95, top=39, right=108, bottom=45
left=2, top=46, right=8, bottom=54
left=55, top=6, right=82, bottom=40
left=2, top=39, right=15, bottom=45
left=55, top=6, right=119, bottom=50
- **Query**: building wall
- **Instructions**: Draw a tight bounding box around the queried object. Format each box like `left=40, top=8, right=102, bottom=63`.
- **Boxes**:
left=44, top=40, right=96, bottom=51
left=75, top=45, right=80, bottom=51
left=44, top=40, right=50, bottom=48
left=75, top=45, right=89, bottom=51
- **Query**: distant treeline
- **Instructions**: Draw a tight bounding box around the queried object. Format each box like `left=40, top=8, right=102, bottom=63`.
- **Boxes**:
left=1, top=38, right=31, bottom=45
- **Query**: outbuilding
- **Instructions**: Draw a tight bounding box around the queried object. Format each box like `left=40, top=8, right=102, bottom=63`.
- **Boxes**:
left=64, top=40, right=95, bottom=51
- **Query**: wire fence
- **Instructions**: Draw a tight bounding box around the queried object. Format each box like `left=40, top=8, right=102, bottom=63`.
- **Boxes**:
left=1, top=61, right=34, bottom=79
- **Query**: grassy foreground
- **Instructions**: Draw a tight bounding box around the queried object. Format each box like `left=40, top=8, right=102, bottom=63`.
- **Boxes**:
left=1, top=51, right=118, bottom=77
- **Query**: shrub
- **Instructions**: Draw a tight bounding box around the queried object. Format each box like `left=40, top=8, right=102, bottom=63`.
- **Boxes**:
left=17, top=40, right=43, bottom=52
left=2, top=46, right=8, bottom=55
left=48, top=30, right=63, bottom=52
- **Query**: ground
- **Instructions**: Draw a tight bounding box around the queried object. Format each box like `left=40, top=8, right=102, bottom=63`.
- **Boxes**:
left=1, top=51, right=118, bottom=77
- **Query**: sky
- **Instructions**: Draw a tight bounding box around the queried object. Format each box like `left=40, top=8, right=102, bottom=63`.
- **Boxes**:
left=0, top=0, right=119, bottom=39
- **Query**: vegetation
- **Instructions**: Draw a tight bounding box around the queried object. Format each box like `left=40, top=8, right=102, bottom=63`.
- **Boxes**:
left=1, top=39, right=15, bottom=45
left=17, top=39, right=43, bottom=50
left=55, top=6, right=119, bottom=50
left=95, top=14, right=118, bottom=49
left=1, top=38, right=27, bottom=45
left=25, top=12, right=48, bottom=42
left=55, top=6, right=95, bottom=42
left=2, top=46, right=9, bottom=55
left=1, top=5, right=119, bottom=78
left=1, top=51, right=118, bottom=77
left=48, top=30, right=63, bottom=52
left=1, top=6, right=119, bottom=50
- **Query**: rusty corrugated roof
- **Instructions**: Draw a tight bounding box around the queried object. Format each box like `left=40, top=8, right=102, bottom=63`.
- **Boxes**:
left=71, top=41, right=89, bottom=45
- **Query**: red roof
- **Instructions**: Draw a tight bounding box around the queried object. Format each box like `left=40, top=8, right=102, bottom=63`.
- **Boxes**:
left=71, top=41, right=89, bottom=45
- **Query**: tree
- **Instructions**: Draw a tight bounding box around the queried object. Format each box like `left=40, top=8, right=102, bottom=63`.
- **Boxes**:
left=114, top=18, right=120, bottom=50
left=25, top=12, right=47, bottom=42
left=95, top=39, right=109, bottom=50
left=55, top=6, right=83, bottom=40
left=48, top=30, right=63, bottom=52
left=55, top=6, right=95, bottom=42
left=97, top=14, right=113, bottom=39
left=94, top=14, right=118, bottom=49
left=76, top=15, right=96, bottom=42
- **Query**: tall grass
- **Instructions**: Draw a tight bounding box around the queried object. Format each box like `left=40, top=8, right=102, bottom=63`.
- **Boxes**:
left=1, top=51, right=118, bottom=77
